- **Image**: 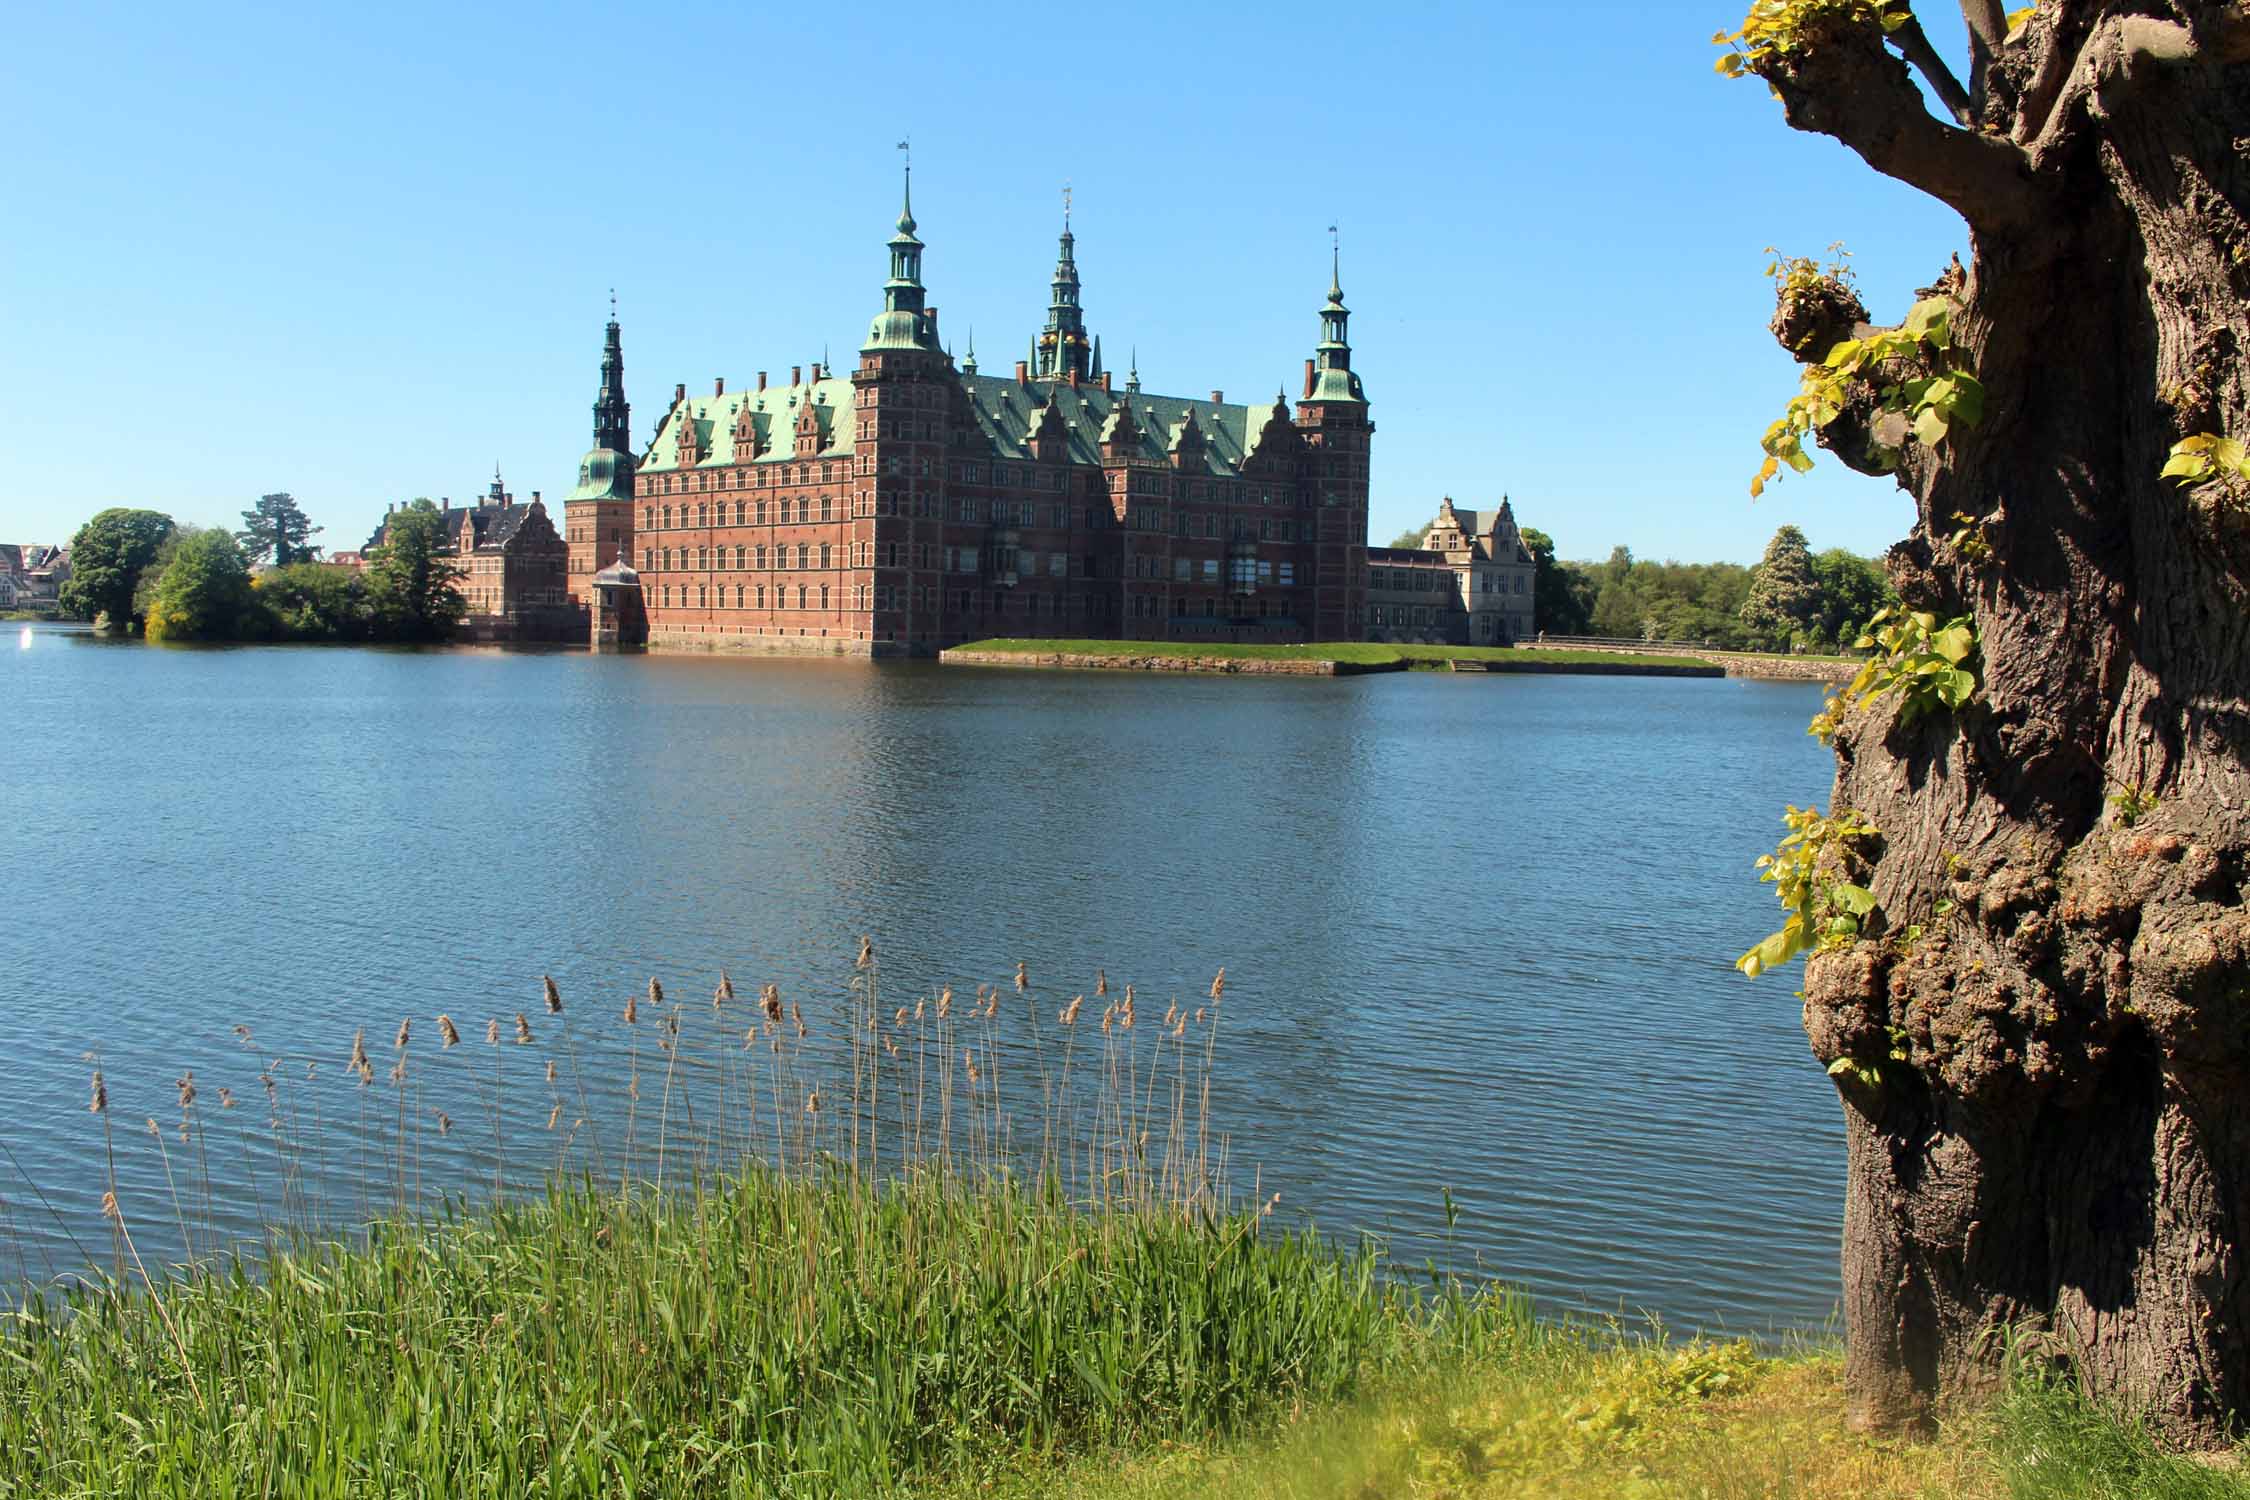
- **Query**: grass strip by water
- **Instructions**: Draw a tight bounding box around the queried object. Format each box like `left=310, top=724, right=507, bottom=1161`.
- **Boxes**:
left=0, top=1171, right=1515, bottom=1497
left=948, top=639, right=1715, bottom=670
left=952, top=1334, right=2250, bottom=1499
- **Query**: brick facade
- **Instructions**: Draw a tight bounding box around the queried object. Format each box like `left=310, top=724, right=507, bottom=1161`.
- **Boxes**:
left=366, top=476, right=577, bottom=643
left=568, top=184, right=1371, bottom=655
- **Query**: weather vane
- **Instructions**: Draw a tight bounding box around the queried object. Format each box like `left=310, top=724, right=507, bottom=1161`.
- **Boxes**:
left=1063, top=181, right=1072, bottom=227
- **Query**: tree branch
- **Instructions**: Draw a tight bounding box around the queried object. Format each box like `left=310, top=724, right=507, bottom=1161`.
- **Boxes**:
left=1959, top=0, right=2008, bottom=108
left=1761, top=24, right=2041, bottom=233
left=1892, top=13, right=1977, bottom=124
left=2020, top=8, right=2242, bottom=159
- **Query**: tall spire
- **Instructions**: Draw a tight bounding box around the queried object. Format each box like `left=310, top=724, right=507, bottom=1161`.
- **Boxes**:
left=963, top=326, right=978, bottom=375
left=864, top=147, right=940, bottom=353
left=1127, top=346, right=1140, bottom=394
left=593, top=294, right=631, bottom=453
left=1038, top=185, right=1091, bottom=381
left=1305, top=229, right=1366, bottom=406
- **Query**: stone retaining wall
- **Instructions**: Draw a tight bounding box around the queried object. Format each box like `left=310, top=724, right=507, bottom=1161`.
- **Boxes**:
left=939, top=649, right=1399, bottom=676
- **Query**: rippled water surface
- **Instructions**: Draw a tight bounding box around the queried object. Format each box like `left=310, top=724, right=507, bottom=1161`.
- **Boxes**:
left=1, top=623, right=1843, bottom=1331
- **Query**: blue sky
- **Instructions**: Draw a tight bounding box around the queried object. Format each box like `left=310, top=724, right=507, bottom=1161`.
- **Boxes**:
left=2, top=1, right=1973, bottom=564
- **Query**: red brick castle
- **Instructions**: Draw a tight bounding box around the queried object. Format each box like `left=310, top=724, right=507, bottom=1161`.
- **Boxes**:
left=565, top=174, right=1371, bottom=655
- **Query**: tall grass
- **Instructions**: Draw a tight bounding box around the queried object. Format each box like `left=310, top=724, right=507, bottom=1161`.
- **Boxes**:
left=0, top=948, right=1515, bottom=1495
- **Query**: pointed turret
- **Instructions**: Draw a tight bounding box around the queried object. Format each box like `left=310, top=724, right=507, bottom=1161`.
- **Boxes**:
left=1036, top=200, right=1093, bottom=382
left=863, top=162, right=941, bottom=353
left=963, top=327, right=978, bottom=376
left=1306, top=243, right=1366, bottom=405
left=593, top=299, right=632, bottom=453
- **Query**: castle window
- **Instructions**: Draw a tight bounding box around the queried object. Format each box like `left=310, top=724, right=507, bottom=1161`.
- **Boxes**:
left=819, top=543, right=832, bottom=570
left=796, top=586, right=807, bottom=610
left=755, top=585, right=765, bottom=609
left=821, top=496, right=834, bottom=521
left=662, top=505, right=673, bottom=529
left=698, top=586, right=707, bottom=608
left=696, top=504, right=707, bottom=526
left=819, top=585, right=830, bottom=610
left=1280, top=562, right=1295, bottom=586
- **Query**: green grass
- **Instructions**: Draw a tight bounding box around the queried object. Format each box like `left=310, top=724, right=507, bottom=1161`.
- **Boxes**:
left=0, top=1172, right=1511, bottom=1497
left=950, top=639, right=1716, bottom=671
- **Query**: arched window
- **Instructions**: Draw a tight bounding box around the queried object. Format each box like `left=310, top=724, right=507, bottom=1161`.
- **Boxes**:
left=755, top=500, right=766, bottom=524
left=796, top=585, right=807, bottom=610
left=698, top=586, right=707, bottom=608
left=755, top=545, right=766, bottom=569
left=819, top=543, right=831, bottom=570
left=661, top=505, right=673, bottom=529
left=796, top=543, right=809, bottom=569
left=696, top=503, right=707, bottom=526
left=820, top=495, right=833, bottom=521
left=819, top=584, right=830, bottom=611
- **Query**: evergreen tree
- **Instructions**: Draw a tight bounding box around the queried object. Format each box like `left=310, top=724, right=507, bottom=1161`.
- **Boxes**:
left=236, top=492, right=322, bottom=566
left=364, top=500, right=466, bottom=642
left=144, top=529, right=259, bottom=642
left=58, top=508, right=174, bottom=631
left=1738, top=525, right=1819, bottom=648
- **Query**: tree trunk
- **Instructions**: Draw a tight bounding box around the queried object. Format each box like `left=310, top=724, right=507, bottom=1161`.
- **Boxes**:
left=1747, top=0, right=2250, bottom=1445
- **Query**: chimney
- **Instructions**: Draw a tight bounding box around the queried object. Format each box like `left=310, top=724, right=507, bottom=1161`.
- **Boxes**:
left=714, top=376, right=724, bottom=396
left=1069, top=365, right=1081, bottom=390
left=1303, top=359, right=1316, bottom=399
left=442, top=497, right=451, bottom=511
left=1210, top=390, right=1224, bottom=404
left=927, top=306, right=938, bottom=333
left=757, top=370, right=767, bottom=391
left=1015, top=360, right=1030, bottom=388
left=674, top=382, right=686, bottom=404
left=792, top=365, right=802, bottom=387
left=531, top=490, right=541, bottom=506
left=1099, top=371, right=1112, bottom=393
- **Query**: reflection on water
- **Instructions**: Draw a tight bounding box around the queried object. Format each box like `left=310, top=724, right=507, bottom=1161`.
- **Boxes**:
left=0, top=627, right=1842, bottom=1332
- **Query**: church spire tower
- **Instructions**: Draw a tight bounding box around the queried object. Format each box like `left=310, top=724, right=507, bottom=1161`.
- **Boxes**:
left=1306, top=236, right=1365, bottom=405
left=1295, top=228, right=1372, bottom=642
left=593, top=290, right=632, bottom=453
left=863, top=152, right=941, bottom=353
left=1037, top=187, right=1092, bottom=382
left=564, top=292, right=639, bottom=607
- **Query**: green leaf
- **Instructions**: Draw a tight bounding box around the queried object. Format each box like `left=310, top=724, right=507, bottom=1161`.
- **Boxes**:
left=1937, top=668, right=1976, bottom=708
left=1902, top=298, right=1951, bottom=342
left=1913, top=404, right=1950, bottom=448
left=1784, top=447, right=1816, bottom=475
left=1833, top=883, right=1877, bottom=916
left=1941, top=372, right=1984, bottom=428
left=1931, top=625, right=1975, bottom=663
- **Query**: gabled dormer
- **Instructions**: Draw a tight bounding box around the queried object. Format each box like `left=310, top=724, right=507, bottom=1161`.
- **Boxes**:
left=793, top=390, right=825, bottom=457
left=1241, top=394, right=1301, bottom=473
left=731, top=397, right=760, bottom=460
left=1028, top=398, right=1069, bottom=464
left=1100, top=397, right=1142, bottom=463
left=672, top=388, right=704, bottom=467
left=1169, top=407, right=1208, bottom=472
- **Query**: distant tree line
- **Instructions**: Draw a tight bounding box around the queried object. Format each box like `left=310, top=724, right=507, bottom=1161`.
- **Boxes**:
left=60, top=496, right=466, bottom=644
left=1521, top=523, right=1891, bottom=653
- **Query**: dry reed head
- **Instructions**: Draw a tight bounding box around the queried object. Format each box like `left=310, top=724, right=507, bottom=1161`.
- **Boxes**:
left=395, top=1019, right=411, bottom=1050
left=544, top=975, right=563, bottom=1015
left=963, top=1049, right=980, bottom=1085
left=894, top=1007, right=908, bottom=1028
left=718, top=970, right=736, bottom=1004
left=485, top=1018, right=502, bottom=1045
left=389, top=1058, right=406, bottom=1086
left=348, top=1029, right=369, bottom=1073
left=514, top=1014, right=532, bottom=1046
left=857, top=936, right=873, bottom=971
left=1097, top=970, right=1108, bottom=997
left=1171, top=1016, right=1186, bottom=1038
left=805, top=1087, right=820, bottom=1114
left=175, top=1072, right=196, bottom=1111
left=434, top=1110, right=452, bottom=1136
left=100, top=1190, right=119, bottom=1222
left=1014, top=961, right=1028, bottom=993
left=1060, top=996, right=1083, bottom=1025
left=232, top=1024, right=253, bottom=1046
left=761, top=984, right=781, bottom=1025
left=145, top=1117, right=160, bottom=1140
left=545, top=1059, right=557, bottom=1084
left=937, top=986, right=953, bottom=1020
left=437, top=1015, right=461, bottom=1048
left=217, top=1087, right=236, bottom=1110
left=648, top=977, right=664, bottom=1008
left=623, top=992, right=639, bottom=1025
left=913, top=997, right=925, bottom=1020
left=547, top=1103, right=561, bottom=1130
left=88, top=1069, right=107, bottom=1115
left=1211, top=968, right=1226, bottom=1001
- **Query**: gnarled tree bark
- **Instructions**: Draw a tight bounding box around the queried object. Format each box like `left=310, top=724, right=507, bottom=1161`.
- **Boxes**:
left=1742, top=0, right=2250, bottom=1447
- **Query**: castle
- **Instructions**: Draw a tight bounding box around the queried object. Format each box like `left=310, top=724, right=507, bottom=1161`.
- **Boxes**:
left=564, top=174, right=1373, bottom=656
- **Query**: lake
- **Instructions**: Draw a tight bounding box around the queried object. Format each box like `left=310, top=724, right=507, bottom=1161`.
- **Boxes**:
left=1, top=621, right=1843, bottom=1334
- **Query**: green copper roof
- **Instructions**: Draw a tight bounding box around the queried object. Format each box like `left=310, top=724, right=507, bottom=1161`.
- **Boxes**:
left=567, top=447, right=636, bottom=501
left=639, top=377, right=856, bottom=472
left=957, top=377, right=1297, bottom=476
